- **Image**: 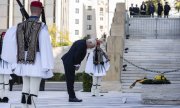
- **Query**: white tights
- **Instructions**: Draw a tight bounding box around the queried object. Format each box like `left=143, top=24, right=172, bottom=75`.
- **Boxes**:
left=22, top=76, right=41, bottom=108
left=0, top=74, right=10, bottom=98
left=91, top=76, right=103, bottom=96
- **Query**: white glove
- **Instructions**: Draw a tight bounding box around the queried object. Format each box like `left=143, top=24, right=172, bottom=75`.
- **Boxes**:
left=74, top=64, right=80, bottom=71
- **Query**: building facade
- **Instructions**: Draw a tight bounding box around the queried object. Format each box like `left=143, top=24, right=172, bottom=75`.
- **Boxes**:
left=0, top=0, right=123, bottom=42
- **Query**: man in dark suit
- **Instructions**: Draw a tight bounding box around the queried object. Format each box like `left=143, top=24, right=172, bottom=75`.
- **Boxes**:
left=149, top=2, right=155, bottom=17
left=164, top=2, right=171, bottom=18
left=62, top=39, right=96, bottom=102
left=129, top=4, right=135, bottom=17
left=134, top=4, right=140, bottom=17
left=157, top=1, right=163, bottom=17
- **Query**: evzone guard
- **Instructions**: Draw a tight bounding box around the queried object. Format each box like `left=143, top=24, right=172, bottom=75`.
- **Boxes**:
left=1, top=1, right=54, bottom=108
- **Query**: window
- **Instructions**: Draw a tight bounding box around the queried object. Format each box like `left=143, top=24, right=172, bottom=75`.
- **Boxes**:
left=100, top=17, right=103, bottom=21
left=88, top=6, right=92, bottom=10
left=87, top=15, right=92, bottom=20
left=100, top=26, right=103, bottom=29
left=75, top=19, right=79, bottom=24
left=100, top=7, right=103, bottom=15
left=100, top=7, right=103, bottom=11
left=76, top=0, right=79, bottom=3
left=87, top=25, right=92, bottom=30
left=75, top=8, right=79, bottom=14
left=75, top=30, right=79, bottom=35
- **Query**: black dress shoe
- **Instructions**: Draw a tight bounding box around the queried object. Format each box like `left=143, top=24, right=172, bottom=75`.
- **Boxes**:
left=2, top=97, right=9, bottom=103
left=69, top=98, right=82, bottom=102
left=0, top=98, right=2, bottom=102
left=92, top=95, right=96, bottom=97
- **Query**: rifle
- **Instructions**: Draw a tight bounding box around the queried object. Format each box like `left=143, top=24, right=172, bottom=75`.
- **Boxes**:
left=41, top=7, right=46, bottom=24
left=16, top=0, right=29, bottom=20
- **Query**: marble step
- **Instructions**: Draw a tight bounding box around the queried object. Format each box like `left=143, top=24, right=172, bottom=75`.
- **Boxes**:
left=121, top=74, right=180, bottom=78
left=125, top=39, right=180, bottom=42
left=121, top=70, right=180, bottom=74
left=123, top=66, right=180, bottom=70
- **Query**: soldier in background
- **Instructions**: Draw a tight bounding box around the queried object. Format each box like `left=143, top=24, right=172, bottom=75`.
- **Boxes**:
left=164, top=2, right=171, bottom=18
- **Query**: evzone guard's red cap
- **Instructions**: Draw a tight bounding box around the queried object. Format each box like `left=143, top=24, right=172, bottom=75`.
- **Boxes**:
left=30, top=1, right=43, bottom=8
left=96, top=40, right=102, bottom=46
left=1, top=32, right=6, bottom=37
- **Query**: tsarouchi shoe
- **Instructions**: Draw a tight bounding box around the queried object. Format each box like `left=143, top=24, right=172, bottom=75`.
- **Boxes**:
left=69, top=98, right=82, bottom=102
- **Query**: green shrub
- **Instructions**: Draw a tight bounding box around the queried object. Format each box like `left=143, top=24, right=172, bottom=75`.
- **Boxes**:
left=75, top=73, right=83, bottom=81
left=48, top=73, right=84, bottom=82
left=82, top=72, right=92, bottom=92
left=48, top=73, right=65, bottom=82
left=58, top=42, right=71, bottom=46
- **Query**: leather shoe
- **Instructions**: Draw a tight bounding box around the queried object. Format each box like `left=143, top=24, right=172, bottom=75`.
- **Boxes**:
left=69, top=98, right=82, bottom=102
left=2, top=97, right=9, bottom=103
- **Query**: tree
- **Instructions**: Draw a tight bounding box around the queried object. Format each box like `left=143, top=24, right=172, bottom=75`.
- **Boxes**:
left=49, top=24, right=58, bottom=47
left=48, top=24, right=71, bottom=47
left=175, top=0, right=180, bottom=12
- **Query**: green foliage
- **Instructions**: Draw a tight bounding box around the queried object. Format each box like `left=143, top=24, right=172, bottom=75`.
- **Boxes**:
left=49, top=24, right=58, bottom=47
left=57, top=42, right=71, bottom=46
left=75, top=73, right=83, bottom=81
left=48, top=24, right=72, bottom=47
left=48, top=73, right=66, bottom=82
left=175, top=0, right=180, bottom=12
left=141, top=79, right=171, bottom=84
left=82, top=72, right=92, bottom=92
left=82, top=35, right=91, bottom=40
left=48, top=72, right=93, bottom=92
left=48, top=73, right=84, bottom=82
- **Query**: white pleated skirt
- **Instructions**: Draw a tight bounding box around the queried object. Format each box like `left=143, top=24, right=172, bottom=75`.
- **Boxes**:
left=85, top=52, right=110, bottom=77
left=14, top=52, right=53, bottom=79
left=0, top=60, right=14, bottom=75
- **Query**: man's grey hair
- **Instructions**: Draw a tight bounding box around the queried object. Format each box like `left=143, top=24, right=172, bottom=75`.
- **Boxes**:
left=87, top=38, right=97, bottom=46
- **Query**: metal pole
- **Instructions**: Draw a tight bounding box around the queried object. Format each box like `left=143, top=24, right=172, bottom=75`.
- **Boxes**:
left=155, top=18, right=158, bottom=39
left=7, top=0, right=10, bottom=28
left=108, top=0, right=109, bottom=36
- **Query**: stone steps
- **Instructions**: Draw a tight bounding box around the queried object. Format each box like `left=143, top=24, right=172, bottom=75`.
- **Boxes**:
left=122, top=38, right=180, bottom=93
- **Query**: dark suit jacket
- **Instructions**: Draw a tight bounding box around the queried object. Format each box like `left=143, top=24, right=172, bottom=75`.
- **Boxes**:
left=140, top=4, right=146, bottom=11
left=158, top=3, right=163, bottom=14
left=129, top=7, right=134, bottom=15
left=164, top=5, right=171, bottom=15
left=61, top=39, right=87, bottom=66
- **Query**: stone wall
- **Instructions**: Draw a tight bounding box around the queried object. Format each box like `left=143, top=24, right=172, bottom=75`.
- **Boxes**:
left=52, top=46, right=87, bottom=73
left=101, top=3, right=125, bottom=91
left=141, top=84, right=180, bottom=105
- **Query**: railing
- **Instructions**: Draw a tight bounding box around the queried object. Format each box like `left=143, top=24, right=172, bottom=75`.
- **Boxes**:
left=125, top=14, right=180, bottom=39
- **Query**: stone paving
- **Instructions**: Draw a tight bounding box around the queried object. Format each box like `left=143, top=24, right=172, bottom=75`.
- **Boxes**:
left=1, top=91, right=180, bottom=108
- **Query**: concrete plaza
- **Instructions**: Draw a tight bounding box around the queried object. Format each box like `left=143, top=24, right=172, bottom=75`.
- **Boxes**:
left=1, top=91, right=180, bottom=108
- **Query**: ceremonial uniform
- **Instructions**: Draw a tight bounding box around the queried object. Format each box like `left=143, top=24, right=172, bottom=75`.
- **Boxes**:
left=0, top=32, right=14, bottom=103
left=1, top=1, right=54, bottom=107
left=85, top=42, right=110, bottom=96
